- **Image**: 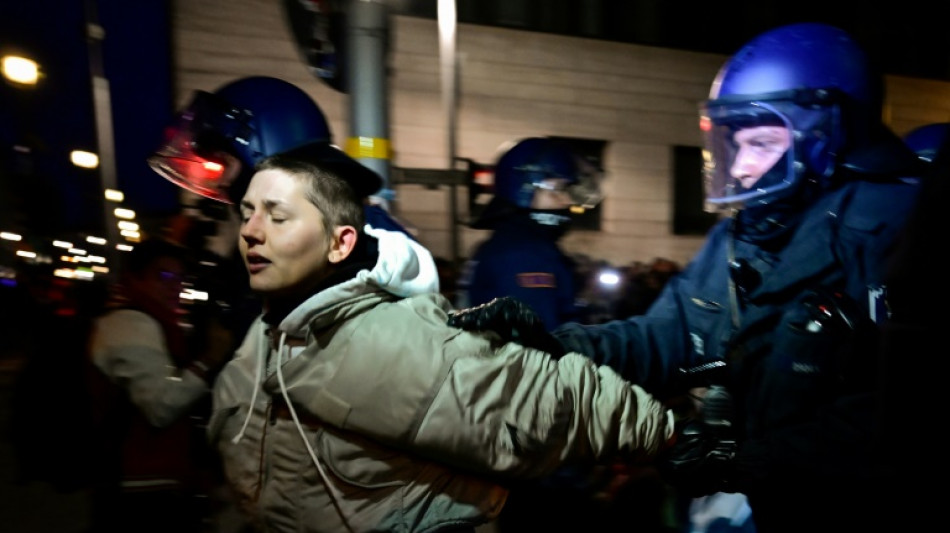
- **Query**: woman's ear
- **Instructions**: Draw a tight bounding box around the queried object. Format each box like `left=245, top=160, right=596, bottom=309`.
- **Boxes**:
left=328, top=225, right=358, bottom=264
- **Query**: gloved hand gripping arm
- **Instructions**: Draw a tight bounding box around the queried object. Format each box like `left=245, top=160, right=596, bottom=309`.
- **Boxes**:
left=447, top=296, right=566, bottom=358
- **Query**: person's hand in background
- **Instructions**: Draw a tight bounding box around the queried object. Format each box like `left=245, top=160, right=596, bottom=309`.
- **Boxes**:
left=189, top=316, right=235, bottom=383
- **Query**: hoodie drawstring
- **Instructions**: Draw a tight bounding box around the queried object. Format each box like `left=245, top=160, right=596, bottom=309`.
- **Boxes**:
left=230, top=332, right=266, bottom=445
left=273, top=330, right=355, bottom=533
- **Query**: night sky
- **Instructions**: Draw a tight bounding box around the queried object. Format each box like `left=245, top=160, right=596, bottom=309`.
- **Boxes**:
left=0, top=0, right=177, bottom=244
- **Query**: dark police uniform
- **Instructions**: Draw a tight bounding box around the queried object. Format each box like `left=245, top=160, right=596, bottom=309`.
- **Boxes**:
left=553, top=178, right=919, bottom=532
left=459, top=213, right=580, bottom=331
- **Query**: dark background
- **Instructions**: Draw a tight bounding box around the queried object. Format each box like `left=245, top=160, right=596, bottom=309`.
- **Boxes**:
left=403, top=0, right=950, bottom=82
left=0, top=0, right=176, bottom=243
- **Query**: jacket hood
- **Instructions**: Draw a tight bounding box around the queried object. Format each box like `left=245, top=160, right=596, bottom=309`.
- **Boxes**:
left=223, top=224, right=441, bottom=466
left=279, top=225, right=439, bottom=335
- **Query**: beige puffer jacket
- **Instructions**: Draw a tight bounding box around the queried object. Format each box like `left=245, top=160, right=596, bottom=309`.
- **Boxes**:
left=209, top=227, right=673, bottom=533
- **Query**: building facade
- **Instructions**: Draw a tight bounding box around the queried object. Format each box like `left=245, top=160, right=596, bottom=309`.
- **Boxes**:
left=171, top=1, right=950, bottom=266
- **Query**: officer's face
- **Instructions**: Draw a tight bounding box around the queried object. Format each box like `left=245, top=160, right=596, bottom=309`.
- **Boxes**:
left=729, top=126, right=792, bottom=189
left=531, top=178, right=574, bottom=210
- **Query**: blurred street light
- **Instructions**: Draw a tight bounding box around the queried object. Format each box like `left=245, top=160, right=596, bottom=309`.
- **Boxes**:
left=70, top=150, right=99, bottom=168
left=117, top=220, right=138, bottom=232
left=597, top=269, right=621, bottom=288
left=2, top=55, right=40, bottom=85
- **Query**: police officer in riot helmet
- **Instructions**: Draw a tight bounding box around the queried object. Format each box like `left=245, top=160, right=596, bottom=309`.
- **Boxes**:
left=149, top=76, right=413, bottom=335
left=449, top=23, right=922, bottom=532
left=903, top=122, right=949, bottom=164
left=457, top=136, right=603, bottom=331
left=893, top=122, right=948, bottom=185
left=149, top=75, right=410, bottom=237
left=458, top=137, right=608, bottom=531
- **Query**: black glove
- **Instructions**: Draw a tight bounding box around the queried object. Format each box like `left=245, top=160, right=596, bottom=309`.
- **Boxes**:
left=660, top=385, right=738, bottom=497
left=447, top=297, right=566, bottom=358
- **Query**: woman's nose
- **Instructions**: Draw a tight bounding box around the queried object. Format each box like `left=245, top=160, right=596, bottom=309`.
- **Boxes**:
left=240, top=214, right=264, bottom=243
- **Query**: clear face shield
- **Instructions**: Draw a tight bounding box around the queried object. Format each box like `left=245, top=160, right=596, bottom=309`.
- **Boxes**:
left=568, top=166, right=605, bottom=209
left=700, top=102, right=795, bottom=212
left=531, top=173, right=604, bottom=210
left=147, top=91, right=256, bottom=204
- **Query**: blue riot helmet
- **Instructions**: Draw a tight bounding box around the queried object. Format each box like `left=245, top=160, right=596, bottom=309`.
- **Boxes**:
left=148, top=76, right=381, bottom=204
left=472, top=137, right=603, bottom=229
left=904, top=123, right=950, bottom=163
left=701, top=23, right=881, bottom=212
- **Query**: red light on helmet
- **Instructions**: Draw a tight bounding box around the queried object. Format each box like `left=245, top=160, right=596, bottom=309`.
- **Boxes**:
left=203, top=160, right=224, bottom=173
left=148, top=150, right=237, bottom=204
left=148, top=119, right=241, bottom=204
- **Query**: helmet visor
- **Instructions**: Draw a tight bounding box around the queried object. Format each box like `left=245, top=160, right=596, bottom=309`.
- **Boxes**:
left=147, top=91, right=254, bottom=204
left=532, top=171, right=604, bottom=210
left=701, top=102, right=795, bottom=211
left=567, top=170, right=604, bottom=209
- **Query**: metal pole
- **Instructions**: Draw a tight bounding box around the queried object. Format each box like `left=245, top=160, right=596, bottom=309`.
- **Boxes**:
left=84, top=0, right=120, bottom=277
left=344, top=0, right=391, bottom=197
left=439, top=0, right=458, bottom=168
left=438, top=0, right=460, bottom=263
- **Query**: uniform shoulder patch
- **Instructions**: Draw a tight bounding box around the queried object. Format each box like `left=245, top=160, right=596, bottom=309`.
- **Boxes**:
left=517, top=272, right=557, bottom=288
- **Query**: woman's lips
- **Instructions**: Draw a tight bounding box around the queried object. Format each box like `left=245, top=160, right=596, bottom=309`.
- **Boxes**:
left=247, top=262, right=268, bottom=274
left=245, top=254, right=270, bottom=274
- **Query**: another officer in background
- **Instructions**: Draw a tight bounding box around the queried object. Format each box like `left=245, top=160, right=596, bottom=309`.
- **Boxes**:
left=457, top=137, right=602, bottom=330
left=458, top=138, right=614, bottom=531
left=894, top=122, right=947, bottom=186
left=903, top=122, right=949, bottom=164
left=87, top=237, right=233, bottom=533
left=449, top=23, right=923, bottom=533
